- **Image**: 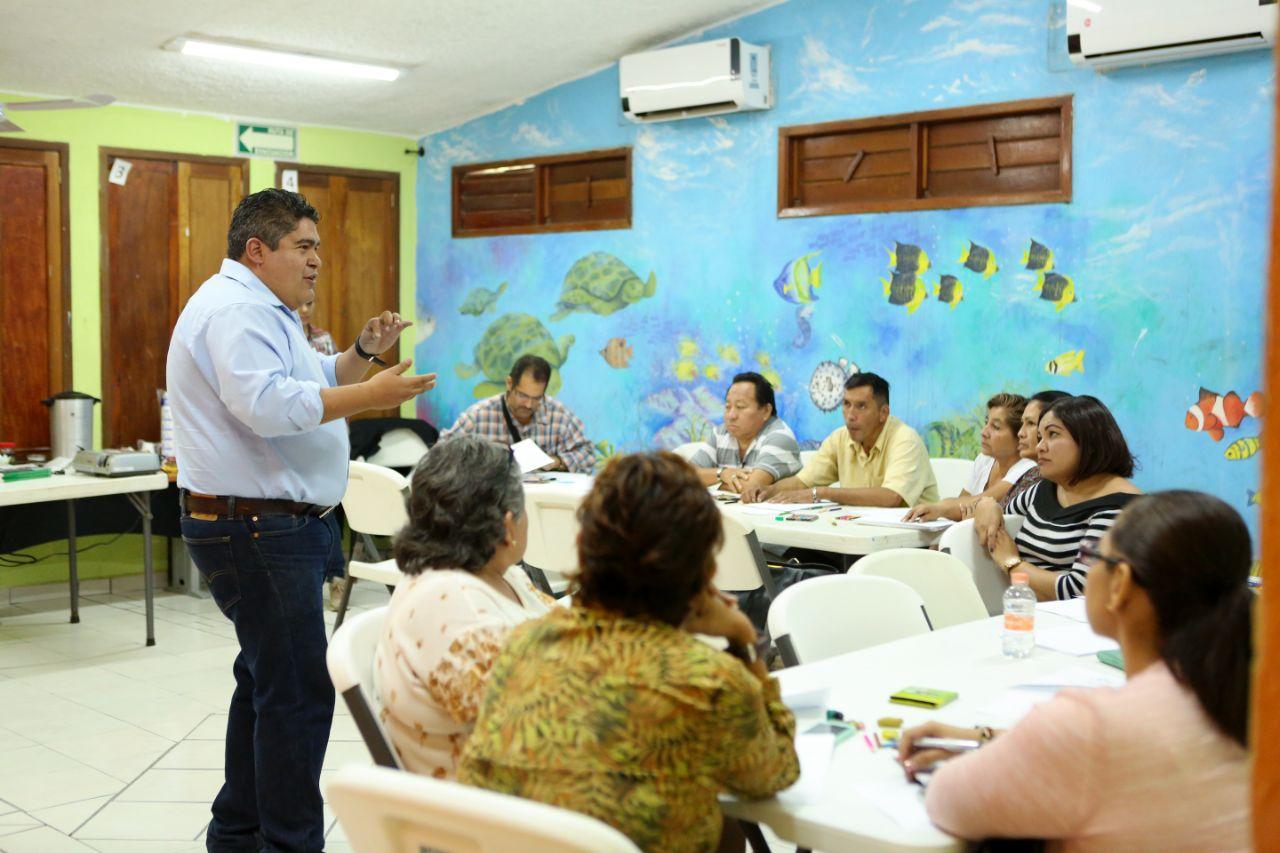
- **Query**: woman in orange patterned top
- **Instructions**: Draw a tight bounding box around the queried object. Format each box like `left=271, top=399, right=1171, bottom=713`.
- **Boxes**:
left=458, top=452, right=799, bottom=852
left=373, top=434, right=553, bottom=778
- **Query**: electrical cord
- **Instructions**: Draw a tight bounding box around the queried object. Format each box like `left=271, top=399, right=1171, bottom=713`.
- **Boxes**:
left=0, top=515, right=142, bottom=567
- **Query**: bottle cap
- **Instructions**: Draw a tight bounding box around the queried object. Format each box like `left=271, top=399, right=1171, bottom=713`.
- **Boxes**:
left=1011, top=571, right=1029, bottom=584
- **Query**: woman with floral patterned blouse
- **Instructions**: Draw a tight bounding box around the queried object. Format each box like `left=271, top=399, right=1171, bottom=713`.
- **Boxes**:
left=458, top=452, right=799, bottom=852
left=373, top=434, right=552, bottom=778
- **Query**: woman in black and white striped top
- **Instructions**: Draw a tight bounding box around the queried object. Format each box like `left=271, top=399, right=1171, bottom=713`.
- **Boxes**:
left=974, top=396, right=1141, bottom=600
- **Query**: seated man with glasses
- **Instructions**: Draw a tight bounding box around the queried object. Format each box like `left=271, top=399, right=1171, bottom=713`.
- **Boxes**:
left=440, top=354, right=594, bottom=473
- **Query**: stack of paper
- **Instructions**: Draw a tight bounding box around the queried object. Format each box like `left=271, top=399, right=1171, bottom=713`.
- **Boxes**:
left=1036, top=623, right=1119, bottom=656
left=1037, top=597, right=1088, bottom=622
left=849, top=507, right=955, bottom=532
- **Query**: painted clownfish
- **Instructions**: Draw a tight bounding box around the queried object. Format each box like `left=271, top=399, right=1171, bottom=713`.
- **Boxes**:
left=1185, top=388, right=1264, bottom=442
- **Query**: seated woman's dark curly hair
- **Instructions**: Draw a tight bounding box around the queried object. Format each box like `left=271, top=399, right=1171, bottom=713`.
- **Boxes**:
left=393, top=434, right=523, bottom=575
left=574, top=451, right=724, bottom=626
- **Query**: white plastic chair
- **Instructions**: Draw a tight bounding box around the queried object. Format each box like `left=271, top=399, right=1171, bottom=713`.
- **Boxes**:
left=325, top=606, right=401, bottom=769
left=938, top=516, right=1026, bottom=616
left=850, top=548, right=987, bottom=629
left=364, top=428, right=431, bottom=469
left=766, top=574, right=932, bottom=666
left=336, top=461, right=411, bottom=629
left=327, top=765, right=640, bottom=853
left=522, top=490, right=581, bottom=596
left=930, top=457, right=973, bottom=499
left=715, top=514, right=776, bottom=597
left=672, top=441, right=704, bottom=461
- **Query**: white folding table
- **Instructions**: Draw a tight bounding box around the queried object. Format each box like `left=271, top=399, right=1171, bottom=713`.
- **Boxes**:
left=720, top=609, right=1120, bottom=851
left=0, top=471, right=169, bottom=645
left=523, top=473, right=942, bottom=557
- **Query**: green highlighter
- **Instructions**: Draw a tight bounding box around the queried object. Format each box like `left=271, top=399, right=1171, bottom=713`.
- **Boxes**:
left=1096, top=649, right=1125, bottom=671
left=889, top=686, right=959, bottom=709
left=3, top=468, right=52, bottom=483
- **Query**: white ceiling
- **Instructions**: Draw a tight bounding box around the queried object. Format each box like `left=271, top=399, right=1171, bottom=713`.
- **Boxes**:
left=0, top=0, right=781, bottom=138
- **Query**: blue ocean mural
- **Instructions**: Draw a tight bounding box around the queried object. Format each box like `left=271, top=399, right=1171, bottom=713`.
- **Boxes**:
left=415, top=0, right=1274, bottom=536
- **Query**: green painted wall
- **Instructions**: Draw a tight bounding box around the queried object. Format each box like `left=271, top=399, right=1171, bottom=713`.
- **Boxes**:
left=1, top=97, right=419, bottom=589
left=1, top=94, right=422, bottom=444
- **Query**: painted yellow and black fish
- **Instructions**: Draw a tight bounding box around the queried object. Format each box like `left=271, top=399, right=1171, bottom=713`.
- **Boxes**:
left=1022, top=239, right=1054, bottom=272
left=1225, top=436, right=1261, bottom=461
left=959, top=242, right=998, bottom=279
left=1036, top=272, right=1076, bottom=312
left=889, top=242, right=930, bottom=275
left=935, top=275, right=963, bottom=308
left=882, top=270, right=928, bottom=314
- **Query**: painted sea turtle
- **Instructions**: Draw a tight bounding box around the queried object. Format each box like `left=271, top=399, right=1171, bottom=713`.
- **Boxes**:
left=459, top=281, right=507, bottom=316
left=454, top=312, right=575, bottom=398
left=551, top=252, right=656, bottom=321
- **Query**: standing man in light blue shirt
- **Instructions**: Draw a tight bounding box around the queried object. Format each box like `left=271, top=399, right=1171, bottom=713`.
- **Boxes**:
left=168, top=189, right=436, bottom=853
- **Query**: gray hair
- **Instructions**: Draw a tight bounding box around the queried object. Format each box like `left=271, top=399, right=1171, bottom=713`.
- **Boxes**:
left=393, top=434, right=525, bottom=574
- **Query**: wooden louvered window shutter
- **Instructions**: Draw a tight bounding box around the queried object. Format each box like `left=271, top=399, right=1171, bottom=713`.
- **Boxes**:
left=779, top=95, right=1072, bottom=218
left=453, top=147, right=631, bottom=237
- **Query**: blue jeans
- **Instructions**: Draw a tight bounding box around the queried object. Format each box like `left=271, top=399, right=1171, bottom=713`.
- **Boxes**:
left=182, top=512, right=336, bottom=853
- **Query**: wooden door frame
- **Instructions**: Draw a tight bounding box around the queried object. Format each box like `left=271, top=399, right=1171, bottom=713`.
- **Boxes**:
left=98, top=148, right=249, bottom=446
left=272, top=162, right=401, bottom=307
left=0, top=137, right=72, bottom=393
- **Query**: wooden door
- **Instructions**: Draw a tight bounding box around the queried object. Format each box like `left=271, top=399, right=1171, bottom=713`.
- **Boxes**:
left=286, top=166, right=400, bottom=419
left=101, top=150, right=246, bottom=448
left=0, top=142, right=69, bottom=450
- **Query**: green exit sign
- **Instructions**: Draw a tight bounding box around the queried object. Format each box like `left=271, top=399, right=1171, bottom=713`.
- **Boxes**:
left=235, top=123, right=298, bottom=159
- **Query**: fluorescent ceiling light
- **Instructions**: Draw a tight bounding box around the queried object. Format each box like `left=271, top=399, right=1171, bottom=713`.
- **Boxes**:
left=176, top=38, right=400, bottom=81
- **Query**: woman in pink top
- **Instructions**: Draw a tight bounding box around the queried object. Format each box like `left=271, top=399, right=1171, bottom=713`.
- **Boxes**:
left=899, top=490, right=1253, bottom=851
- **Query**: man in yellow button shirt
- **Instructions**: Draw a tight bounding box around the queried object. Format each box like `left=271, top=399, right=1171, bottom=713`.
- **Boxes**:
left=743, top=372, right=939, bottom=507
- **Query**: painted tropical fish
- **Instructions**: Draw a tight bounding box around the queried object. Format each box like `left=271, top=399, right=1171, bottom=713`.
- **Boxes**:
left=1249, top=489, right=1261, bottom=506
left=1185, top=388, right=1264, bottom=442
left=1046, top=349, right=1086, bottom=377
left=756, top=351, right=783, bottom=389
left=935, top=275, right=963, bottom=308
left=674, top=359, right=699, bottom=382
left=598, top=337, right=633, bottom=369
left=1022, top=239, right=1055, bottom=272
left=889, top=242, right=930, bottom=274
left=703, top=363, right=722, bottom=381
left=773, top=252, right=823, bottom=305
left=1225, top=436, right=1261, bottom=461
left=716, top=344, right=742, bottom=365
left=882, top=270, right=928, bottom=314
left=1035, top=272, right=1076, bottom=312
left=959, top=242, right=998, bottom=279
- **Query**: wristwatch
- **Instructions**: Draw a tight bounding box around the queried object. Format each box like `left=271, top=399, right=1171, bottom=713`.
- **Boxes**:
left=1002, top=555, right=1022, bottom=572
left=353, top=337, right=388, bottom=367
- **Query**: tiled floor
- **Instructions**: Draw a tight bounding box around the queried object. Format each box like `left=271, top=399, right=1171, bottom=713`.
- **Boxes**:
left=0, top=577, right=389, bottom=853
left=0, top=578, right=798, bottom=853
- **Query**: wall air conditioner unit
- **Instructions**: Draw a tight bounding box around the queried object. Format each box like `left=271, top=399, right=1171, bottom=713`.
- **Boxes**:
left=1067, top=0, right=1277, bottom=71
left=620, top=37, right=771, bottom=123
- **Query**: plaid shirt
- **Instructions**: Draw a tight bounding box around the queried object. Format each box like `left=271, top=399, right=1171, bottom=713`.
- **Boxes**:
left=685, top=416, right=802, bottom=482
left=440, top=394, right=595, bottom=474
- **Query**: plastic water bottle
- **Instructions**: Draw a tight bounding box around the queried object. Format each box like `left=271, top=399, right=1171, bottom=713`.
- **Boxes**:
left=1002, top=572, right=1036, bottom=659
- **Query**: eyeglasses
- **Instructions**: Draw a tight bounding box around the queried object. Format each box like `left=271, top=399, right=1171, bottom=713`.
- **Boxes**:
left=509, top=389, right=544, bottom=407
left=1078, top=539, right=1126, bottom=569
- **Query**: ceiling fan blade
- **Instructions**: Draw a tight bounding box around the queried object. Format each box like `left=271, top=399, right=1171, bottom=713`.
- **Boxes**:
left=4, top=94, right=116, bottom=111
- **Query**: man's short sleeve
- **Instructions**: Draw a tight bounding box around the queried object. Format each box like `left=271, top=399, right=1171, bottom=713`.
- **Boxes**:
left=880, top=427, right=938, bottom=506
left=794, top=429, right=841, bottom=488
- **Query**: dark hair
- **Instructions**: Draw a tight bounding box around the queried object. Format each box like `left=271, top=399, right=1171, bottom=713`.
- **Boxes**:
left=393, top=435, right=524, bottom=574
left=1108, top=490, right=1253, bottom=746
left=1040, top=395, right=1135, bottom=483
left=844, top=371, right=890, bottom=406
left=227, top=189, right=319, bottom=260
left=986, top=392, right=1027, bottom=433
left=728, top=371, right=776, bottom=417
left=509, top=354, right=552, bottom=386
left=574, top=452, right=723, bottom=626
left=1030, top=389, right=1071, bottom=407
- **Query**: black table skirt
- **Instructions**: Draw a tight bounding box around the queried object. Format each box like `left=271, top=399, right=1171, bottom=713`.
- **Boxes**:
left=0, top=482, right=183, bottom=555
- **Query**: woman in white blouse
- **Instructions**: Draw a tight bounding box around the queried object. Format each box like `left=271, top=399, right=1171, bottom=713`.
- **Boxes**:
left=373, top=434, right=553, bottom=778
left=905, top=393, right=1033, bottom=522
